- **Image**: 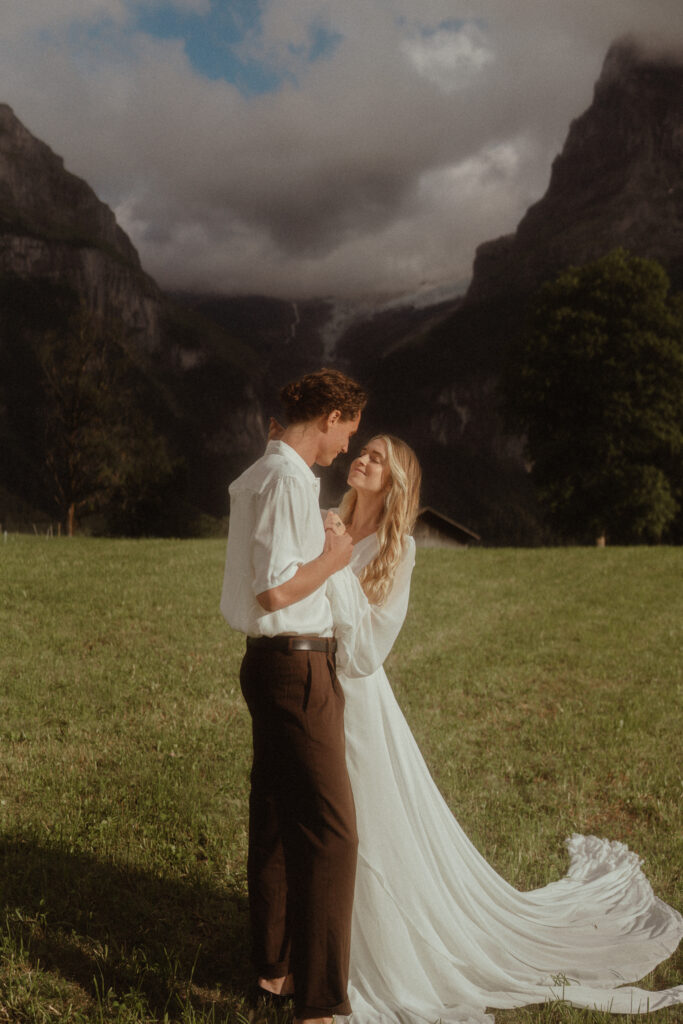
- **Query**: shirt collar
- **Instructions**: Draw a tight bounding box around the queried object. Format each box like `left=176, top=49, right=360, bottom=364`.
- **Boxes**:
left=267, top=439, right=320, bottom=491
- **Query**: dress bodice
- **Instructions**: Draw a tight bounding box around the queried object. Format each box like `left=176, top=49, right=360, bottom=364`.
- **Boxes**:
left=349, top=532, right=379, bottom=575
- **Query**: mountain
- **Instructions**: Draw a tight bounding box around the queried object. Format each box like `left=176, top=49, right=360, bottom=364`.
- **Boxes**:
left=0, top=105, right=268, bottom=532
left=2, top=36, right=682, bottom=541
left=323, top=37, right=683, bottom=542
left=0, top=103, right=161, bottom=343
left=466, top=37, right=683, bottom=306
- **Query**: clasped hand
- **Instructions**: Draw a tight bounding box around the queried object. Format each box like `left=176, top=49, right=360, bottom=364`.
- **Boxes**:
left=324, top=509, right=352, bottom=568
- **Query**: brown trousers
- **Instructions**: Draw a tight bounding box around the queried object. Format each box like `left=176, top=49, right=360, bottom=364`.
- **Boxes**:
left=240, top=644, right=358, bottom=1019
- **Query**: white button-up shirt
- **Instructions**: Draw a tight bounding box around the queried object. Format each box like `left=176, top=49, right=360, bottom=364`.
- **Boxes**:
left=220, top=440, right=334, bottom=638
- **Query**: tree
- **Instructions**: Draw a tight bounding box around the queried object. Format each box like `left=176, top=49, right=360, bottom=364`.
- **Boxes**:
left=502, top=249, right=683, bottom=543
left=37, top=303, right=175, bottom=535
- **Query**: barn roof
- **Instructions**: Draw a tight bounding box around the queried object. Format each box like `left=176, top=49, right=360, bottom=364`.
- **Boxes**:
left=415, top=506, right=481, bottom=543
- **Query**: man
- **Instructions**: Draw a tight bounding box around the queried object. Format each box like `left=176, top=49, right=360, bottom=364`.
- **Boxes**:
left=220, top=368, right=367, bottom=1024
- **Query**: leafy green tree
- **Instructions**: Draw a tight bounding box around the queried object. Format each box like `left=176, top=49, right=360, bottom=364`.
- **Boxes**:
left=38, top=304, right=174, bottom=535
left=503, top=249, right=683, bottom=543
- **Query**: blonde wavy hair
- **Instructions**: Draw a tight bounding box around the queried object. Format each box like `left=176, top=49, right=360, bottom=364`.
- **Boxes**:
left=338, top=434, right=421, bottom=605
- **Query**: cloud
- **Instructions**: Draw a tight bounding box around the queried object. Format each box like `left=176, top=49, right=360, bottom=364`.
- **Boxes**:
left=0, top=0, right=681, bottom=298
left=402, top=22, right=494, bottom=92
left=1, top=0, right=127, bottom=38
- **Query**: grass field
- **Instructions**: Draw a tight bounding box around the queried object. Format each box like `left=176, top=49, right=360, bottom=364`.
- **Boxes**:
left=1, top=537, right=681, bottom=1023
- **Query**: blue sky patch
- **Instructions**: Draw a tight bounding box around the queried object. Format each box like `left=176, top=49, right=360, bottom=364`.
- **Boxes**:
left=135, top=2, right=284, bottom=93
left=133, top=3, right=342, bottom=93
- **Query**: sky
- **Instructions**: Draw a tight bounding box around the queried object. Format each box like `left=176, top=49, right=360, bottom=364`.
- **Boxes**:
left=1, top=1, right=682, bottom=300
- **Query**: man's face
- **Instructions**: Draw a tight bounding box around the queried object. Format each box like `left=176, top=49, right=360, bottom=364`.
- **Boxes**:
left=316, top=411, right=361, bottom=466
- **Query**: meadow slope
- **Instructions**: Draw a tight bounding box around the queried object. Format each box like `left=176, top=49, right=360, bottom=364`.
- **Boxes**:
left=1, top=538, right=681, bottom=1022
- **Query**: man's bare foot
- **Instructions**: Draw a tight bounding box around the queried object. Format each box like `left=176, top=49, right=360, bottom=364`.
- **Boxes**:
left=257, top=973, right=294, bottom=997
left=294, top=1018, right=333, bottom=1024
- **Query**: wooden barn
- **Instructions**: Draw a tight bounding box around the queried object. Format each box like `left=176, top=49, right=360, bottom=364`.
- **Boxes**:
left=413, top=506, right=481, bottom=548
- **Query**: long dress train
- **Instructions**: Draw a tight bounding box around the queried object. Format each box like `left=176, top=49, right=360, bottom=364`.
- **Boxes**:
left=327, top=533, right=682, bottom=1024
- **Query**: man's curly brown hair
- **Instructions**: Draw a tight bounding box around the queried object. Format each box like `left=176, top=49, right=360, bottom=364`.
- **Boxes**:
left=280, top=368, right=367, bottom=424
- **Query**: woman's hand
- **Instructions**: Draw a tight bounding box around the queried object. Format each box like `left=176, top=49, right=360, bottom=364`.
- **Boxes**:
left=324, top=510, right=346, bottom=536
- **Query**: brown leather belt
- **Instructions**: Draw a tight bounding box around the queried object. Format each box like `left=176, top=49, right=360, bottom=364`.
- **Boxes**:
left=247, top=634, right=337, bottom=654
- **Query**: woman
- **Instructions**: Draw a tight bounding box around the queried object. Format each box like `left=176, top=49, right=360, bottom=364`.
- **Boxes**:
left=326, top=434, right=682, bottom=1024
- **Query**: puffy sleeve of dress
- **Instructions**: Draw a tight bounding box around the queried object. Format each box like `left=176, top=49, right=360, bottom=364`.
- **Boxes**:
left=327, top=535, right=416, bottom=679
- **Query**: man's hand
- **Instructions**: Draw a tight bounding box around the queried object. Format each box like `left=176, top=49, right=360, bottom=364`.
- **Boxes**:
left=257, top=529, right=353, bottom=611
left=323, top=527, right=353, bottom=570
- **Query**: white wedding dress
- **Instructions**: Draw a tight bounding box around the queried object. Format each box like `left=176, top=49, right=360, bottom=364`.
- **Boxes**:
left=326, top=533, right=682, bottom=1024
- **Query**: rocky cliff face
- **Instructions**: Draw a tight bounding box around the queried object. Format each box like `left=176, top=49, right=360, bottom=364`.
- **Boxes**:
left=327, top=38, right=683, bottom=542
left=466, top=38, right=683, bottom=305
left=0, top=106, right=268, bottom=531
left=0, top=104, right=161, bottom=345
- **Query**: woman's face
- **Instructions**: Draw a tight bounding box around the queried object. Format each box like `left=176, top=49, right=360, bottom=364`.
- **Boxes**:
left=347, top=438, right=390, bottom=496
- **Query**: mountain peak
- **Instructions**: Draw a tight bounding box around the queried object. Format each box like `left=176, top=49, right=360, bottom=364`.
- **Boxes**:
left=599, top=34, right=683, bottom=83
left=0, top=103, right=139, bottom=266
left=0, top=104, right=161, bottom=342
left=465, top=38, right=683, bottom=306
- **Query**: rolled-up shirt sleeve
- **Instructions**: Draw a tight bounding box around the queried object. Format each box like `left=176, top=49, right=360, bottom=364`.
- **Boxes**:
left=251, top=476, right=310, bottom=595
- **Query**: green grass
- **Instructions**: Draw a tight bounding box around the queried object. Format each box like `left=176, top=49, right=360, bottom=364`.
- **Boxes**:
left=0, top=537, right=681, bottom=1023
